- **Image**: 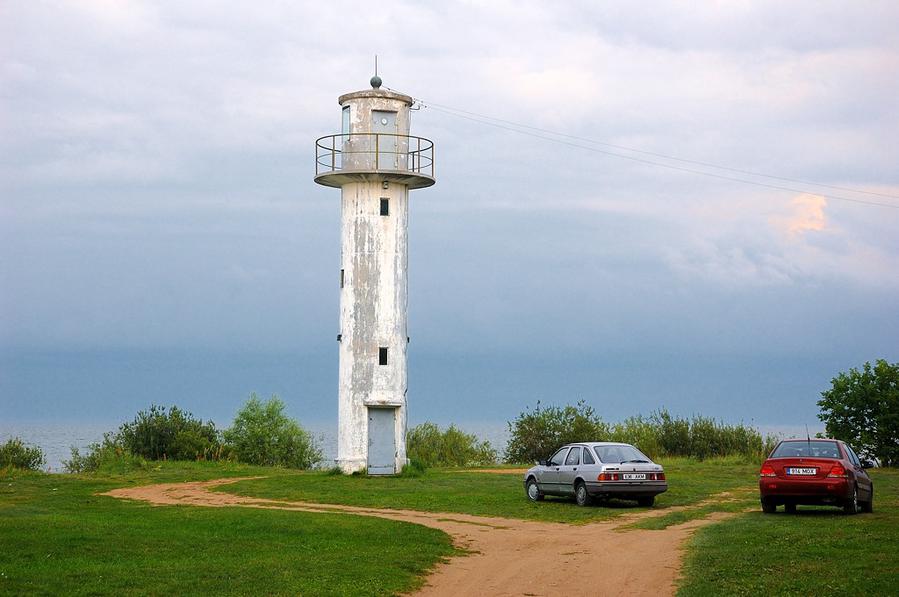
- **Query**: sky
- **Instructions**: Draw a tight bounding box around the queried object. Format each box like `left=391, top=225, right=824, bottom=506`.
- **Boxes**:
left=1, top=1, right=897, bottom=436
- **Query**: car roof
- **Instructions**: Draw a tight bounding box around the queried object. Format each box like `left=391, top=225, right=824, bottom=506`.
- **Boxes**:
left=779, top=438, right=840, bottom=443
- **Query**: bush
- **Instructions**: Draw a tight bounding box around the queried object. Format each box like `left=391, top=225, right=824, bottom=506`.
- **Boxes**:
left=223, top=394, right=322, bottom=468
left=406, top=423, right=497, bottom=468
left=504, top=400, right=609, bottom=464
left=400, top=458, right=427, bottom=477
left=0, top=438, right=46, bottom=471
left=63, top=433, right=146, bottom=474
left=118, top=405, right=221, bottom=461
left=504, top=403, right=774, bottom=463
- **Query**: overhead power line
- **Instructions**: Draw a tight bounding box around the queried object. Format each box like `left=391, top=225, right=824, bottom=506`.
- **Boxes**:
left=389, top=89, right=899, bottom=211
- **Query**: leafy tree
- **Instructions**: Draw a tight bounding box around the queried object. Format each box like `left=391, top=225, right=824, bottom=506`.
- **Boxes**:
left=223, top=394, right=322, bottom=468
left=0, top=437, right=46, bottom=470
left=818, top=359, right=899, bottom=467
left=406, top=423, right=497, bottom=467
left=504, top=400, right=609, bottom=464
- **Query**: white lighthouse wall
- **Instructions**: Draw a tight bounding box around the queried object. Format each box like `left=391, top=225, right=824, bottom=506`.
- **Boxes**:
left=337, top=180, right=409, bottom=473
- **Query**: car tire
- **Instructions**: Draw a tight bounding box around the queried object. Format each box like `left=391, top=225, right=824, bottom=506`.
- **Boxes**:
left=526, top=478, right=544, bottom=502
left=843, top=485, right=859, bottom=515
left=861, top=488, right=873, bottom=513
left=636, top=496, right=655, bottom=507
left=575, top=482, right=592, bottom=507
left=784, top=503, right=796, bottom=514
left=761, top=498, right=776, bottom=514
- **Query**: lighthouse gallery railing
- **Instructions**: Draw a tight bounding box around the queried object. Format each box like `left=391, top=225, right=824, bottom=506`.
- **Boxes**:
left=315, top=133, right=434, bottom=178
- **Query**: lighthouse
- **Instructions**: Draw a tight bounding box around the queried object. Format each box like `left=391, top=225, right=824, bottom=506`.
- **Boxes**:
left=314, top=76, right=435, bottom=474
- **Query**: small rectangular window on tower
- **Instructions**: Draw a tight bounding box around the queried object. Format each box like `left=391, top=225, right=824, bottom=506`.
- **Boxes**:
left=379, top=347, right=388, bottom=365
left=380, top=198, right=389, bottom=216
left=340, top=269, right=345, bottom=288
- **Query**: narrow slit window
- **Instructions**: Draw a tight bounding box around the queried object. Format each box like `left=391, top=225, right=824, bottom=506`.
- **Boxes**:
left=380, top=198, right=389, bottom=216
left=379, top=347, right=388, bottom=365
left=340, top=269, right=345, bottom=288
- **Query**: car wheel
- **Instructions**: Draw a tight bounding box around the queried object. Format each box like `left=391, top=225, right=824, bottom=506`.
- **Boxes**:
left=843, top=485, right=859, bottom=515
left=526, top=478, right=544, bottom=502
left=761, top=498, right=776, bottom=514
left=784, top=503, right=796, bottom=514
left=861, top=488, right=874, bottom=513
left=575, top=482, right=592, bottom=507
left=636, top=496, right=655, bottom=507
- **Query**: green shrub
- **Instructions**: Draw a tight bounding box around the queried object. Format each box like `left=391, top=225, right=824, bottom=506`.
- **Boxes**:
left=118, top=405, right=220, bottom=461
left=406, top=423, right=497, bottom=468
left=504, top=400, right=609, bottom=464
left=0, top=438, right=46, bottom=471
left=63, top=433, right=147, bottom=474
left=223, top=394, right=322, bottom=468
left=400, top=458, right=427, bottom=477
left=504, top=403, right=775, bottom=463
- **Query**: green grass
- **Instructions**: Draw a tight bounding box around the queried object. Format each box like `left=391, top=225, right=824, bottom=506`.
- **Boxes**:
left=5, top=457, right=893, bottom=595
left=678, top=467, right=899, bottom=596
left=218, top=457, right=762, bottom=524
left=0, top=463, right=455, bottom=596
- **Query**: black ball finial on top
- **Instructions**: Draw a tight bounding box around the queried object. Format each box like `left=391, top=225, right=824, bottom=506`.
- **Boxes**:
left=370, top=75, right=382, bottom=89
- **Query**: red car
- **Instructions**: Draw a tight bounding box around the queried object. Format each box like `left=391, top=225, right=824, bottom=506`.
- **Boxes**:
left=759, top=438, right=874, bottom=514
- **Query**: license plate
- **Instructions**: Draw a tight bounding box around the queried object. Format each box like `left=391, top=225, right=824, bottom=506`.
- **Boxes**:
left=787, top=467, right=817, bottom=475
left=622, top=473, right=646, bottom=480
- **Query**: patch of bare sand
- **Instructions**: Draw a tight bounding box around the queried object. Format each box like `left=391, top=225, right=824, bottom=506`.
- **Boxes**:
left=102, top=479, right=737, bottom=597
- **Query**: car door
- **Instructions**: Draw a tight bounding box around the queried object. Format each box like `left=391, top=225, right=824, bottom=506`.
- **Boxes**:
left=558, top=446, right=581, bottom=495
left=846, top=444, right=873, bottom=501
left=540, top=447, right=569, bottom=495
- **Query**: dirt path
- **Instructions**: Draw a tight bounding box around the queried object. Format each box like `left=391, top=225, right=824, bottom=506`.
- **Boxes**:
left=103, top=478, right=734, bottom=597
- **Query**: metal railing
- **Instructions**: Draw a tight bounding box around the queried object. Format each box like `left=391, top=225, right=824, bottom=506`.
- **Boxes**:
left=315, top=133, right=434, bottom=178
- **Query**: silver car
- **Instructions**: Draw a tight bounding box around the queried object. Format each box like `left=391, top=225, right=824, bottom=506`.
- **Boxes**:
left=523, top=442, right=668, bottom=507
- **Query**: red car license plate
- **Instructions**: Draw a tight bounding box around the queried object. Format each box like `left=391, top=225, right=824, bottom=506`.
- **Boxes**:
left=786, top=467, right=817, bottom=475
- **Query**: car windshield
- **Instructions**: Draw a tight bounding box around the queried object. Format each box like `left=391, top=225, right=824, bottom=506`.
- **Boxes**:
left=593, top=445, right=650, bottom=463
left=770, top=440, right=841, bottom=459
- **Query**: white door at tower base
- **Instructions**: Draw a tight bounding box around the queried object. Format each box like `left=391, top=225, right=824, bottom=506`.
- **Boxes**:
left=367, top=407, right=397, bottom=475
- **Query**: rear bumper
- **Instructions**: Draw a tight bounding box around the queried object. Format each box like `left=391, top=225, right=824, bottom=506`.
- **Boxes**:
left=585, top=481, right=668, bottom=497
left=759, top=477, right=850, bottom=504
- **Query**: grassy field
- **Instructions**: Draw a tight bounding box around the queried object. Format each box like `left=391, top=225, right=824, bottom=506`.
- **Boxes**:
left=0, top=463, right=455, bottom=596
left=218, top=457, right=761, bottom=524
left=2, top=459, right=896, bottom=595
left=678, top=467, right=899, bottom=596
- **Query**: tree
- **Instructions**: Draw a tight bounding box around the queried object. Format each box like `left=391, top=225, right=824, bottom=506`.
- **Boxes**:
left=223, top=394, right=322, bottom=468
left=818, top=359, right=899, bottom=467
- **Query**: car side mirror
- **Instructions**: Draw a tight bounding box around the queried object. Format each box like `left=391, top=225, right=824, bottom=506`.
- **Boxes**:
left=536, top=459, right=548, bottom=466
left=861, top=460, right=875, bottom=469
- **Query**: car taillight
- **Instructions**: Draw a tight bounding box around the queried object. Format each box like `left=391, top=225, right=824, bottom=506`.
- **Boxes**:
left=597, top=473, right=620, bottom=481
left=656, top=472, right=666, bottom=481
left=759, top=463, right=776, bottom=477
left=827, top=463, right=847, bottom=478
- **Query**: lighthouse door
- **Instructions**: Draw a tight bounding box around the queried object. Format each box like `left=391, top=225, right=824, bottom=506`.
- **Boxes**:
left=371, top=110, right=397, bottom=169
left=367, top=407, right=396, bottom=475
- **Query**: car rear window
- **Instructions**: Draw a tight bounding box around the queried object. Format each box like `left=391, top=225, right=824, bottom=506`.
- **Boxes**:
left=593, top=445, right=650, bottom=463
left=770, top=441, right=841, bottom=459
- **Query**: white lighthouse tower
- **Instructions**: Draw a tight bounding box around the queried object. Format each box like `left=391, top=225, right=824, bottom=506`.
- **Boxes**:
left=314, top=76, right=435, bottom=474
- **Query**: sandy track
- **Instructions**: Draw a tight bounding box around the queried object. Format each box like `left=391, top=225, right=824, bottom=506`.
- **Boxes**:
left=103, top=478, right=734, bottom=597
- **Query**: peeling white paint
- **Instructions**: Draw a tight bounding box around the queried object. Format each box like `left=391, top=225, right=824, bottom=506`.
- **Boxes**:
left=316, top=86, right=432, bottom=474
